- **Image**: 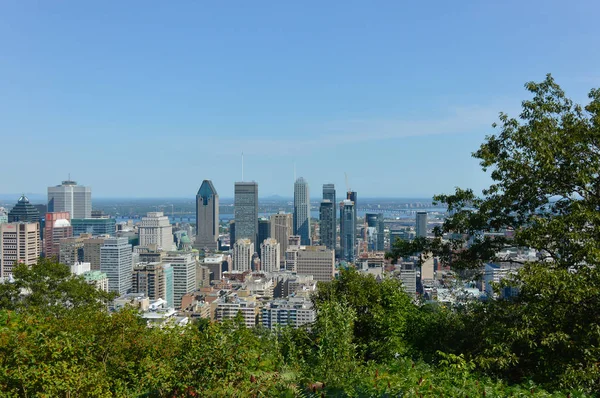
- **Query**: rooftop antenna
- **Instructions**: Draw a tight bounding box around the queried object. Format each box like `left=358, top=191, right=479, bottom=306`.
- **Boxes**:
left=242, top=152, right=244, bottom=181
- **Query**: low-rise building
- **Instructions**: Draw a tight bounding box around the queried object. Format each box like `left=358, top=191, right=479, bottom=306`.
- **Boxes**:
left=261, top=297, right=315, bottom=330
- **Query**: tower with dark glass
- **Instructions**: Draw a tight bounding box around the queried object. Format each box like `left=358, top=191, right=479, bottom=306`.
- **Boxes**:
left=195, top=180, right=219, bottom=251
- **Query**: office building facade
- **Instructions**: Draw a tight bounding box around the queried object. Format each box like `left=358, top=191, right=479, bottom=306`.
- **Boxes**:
left=48, top=180, right=92, bottom=219
left=164, top=252, right=196, bottom=309
left=138, top=212, right=174, bottom=251
left=0, top=222, right=40, bottom=278
left=234, top=182, right=258, bottom=251
left=270, top=212, right=292, bottom=267
left=260, top=238, right=280, bottom=273
left=296, top=245, right=335, bottom=282
left=195, top=180, right=219, bottom=251
left=8, top=195, right=40, bottom=223
left=319, top=200, right=335, bottom=250
left=71, top=218, right=116, bottom=237
left=293, top=177, right=311, bottom=245
left=44, top=212, right=73, bottom=259
left=340, top=199, right=356, bottom=262
left=132, top=262, right=174, bottom=308
left=233, top=238, right=253, bottom=272
left=416, top=212, right=428, bottom=238
left=100, top=237, right=133, bottom=295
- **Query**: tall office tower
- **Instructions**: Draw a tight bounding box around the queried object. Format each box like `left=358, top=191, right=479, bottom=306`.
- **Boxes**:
left=132, top=262, right=174, bottom=308
left=48, top=180, right=92, bottom=219
left=0, top=222, right=40, bottom=277
left=346, top=191, right=358, bottom=237
left=7, top=195, right=40, bottom=223
left=138, top=212, right=174, bottom=251
left=44, top=212, right=72, bottom=258
left=100, top=237, right=133, bottom=295
left=229, top=221, right=235, bottom=247
left=163, top=252, right=196, bottom=309
left=233, top=238, right=253, bottom=272
left=322, top=184, right=336, bottom=245
left=195, top=180, right=219, bottom=251
left=257, top=217, right=270, bottom=256
left=377, top=213, right=385, bottom=251
left=296, top=246, right=335, bottom=282
left=340, top=199, right=356, bottom=263
left=270, top=212, right=292, bottom=267
left=83, top=235, right=109, bottom=270
left=71, top=218, right=116, bottom=237
left=319, top=200, right=335, bottom=250
left=234, top=182, right=258, bottom=251
left=294, top=177, right=311, bottom=245
left=416, top=211, right=428, bottom=238
left=260, top=238, right=280, bottom=273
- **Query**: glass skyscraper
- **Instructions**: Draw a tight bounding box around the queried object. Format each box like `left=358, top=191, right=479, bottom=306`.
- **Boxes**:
left=294, top=177, right=311, bottom=245
left=195, top=180, right=219, bottom=251
left=234, top=182, right=258, bottom=252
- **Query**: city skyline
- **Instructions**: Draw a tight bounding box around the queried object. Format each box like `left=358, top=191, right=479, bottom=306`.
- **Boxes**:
left=4, top=2, right=600, bottom=198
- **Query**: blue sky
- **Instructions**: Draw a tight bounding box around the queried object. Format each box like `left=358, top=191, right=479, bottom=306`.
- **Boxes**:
left=2, top=1, right=600, bottom=198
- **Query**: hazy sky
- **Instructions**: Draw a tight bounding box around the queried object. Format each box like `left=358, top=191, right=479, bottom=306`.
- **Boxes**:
left=2, top=1, right=600, bottom=198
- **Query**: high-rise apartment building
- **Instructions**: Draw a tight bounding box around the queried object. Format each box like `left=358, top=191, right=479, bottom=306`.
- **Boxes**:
left=132, top=262, right=174, bottom=308
left=164, top=252, right=196, bottom=309
left=270, top=212, right=292, bottom=267
left=416, top=212, right=428, bottom=238
left=138, top=212, right=174, bottom=251
left=100, top=237, right=133, bottom=295
left=340, top=199, right=356, bottom=263
left=260, top=238, right=280, bottom=273
left=322, top=184, right=336, bottom=246
left=233, top=238, right=253, bottom=272
left=319, top=200, right=335, bottom=250
left=7, top=195, right=40, bottom=223
left=195, top=180, right=219, bottom=251
left=0, top=222, right=40, bottom=278
left=294, top=177, right=311, bottom=245
left=48, top=180, right=92, bottom=219
left=44, top=212, right=73, bottom=258
left=234, top=182, right=258, bottom=251
left=296, top=245, right=335, bottom=282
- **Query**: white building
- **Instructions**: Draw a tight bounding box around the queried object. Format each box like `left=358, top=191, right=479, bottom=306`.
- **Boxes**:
left=484, top=262, right=521, bottom=298
left=163, top=251, right=196, bottom=309
left=261, top=297, right=315, bottom=330
left=48, top=180, right=92, bottom=219
left=100, top=237, right=133, bottom=295
left=260, top=238, right=280, bottom=273
left=215, top=294, right=257, bottom=328
left=70, top=261, right=91, bottom=275
left=233, top=238, right=253, bottom=272
left=296, top=245, right=335, bottom=282
left=0, top=222, right=40, bottom=278
left=138, top=212, right=175, bottom=251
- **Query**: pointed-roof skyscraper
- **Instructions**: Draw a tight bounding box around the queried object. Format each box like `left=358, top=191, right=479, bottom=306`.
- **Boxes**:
left=8, top=195, right=40, bottom=223
left=294, top=177, right=311, bottom=245
left=195, top=180, right=219, bottom=251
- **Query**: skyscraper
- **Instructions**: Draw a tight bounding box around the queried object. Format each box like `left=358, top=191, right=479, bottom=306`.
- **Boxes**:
left=346, top=191, right=357, bottom=237
left=8, top=195, right=40, bottom=223
left=270, top=212, right=292, bottom=267
left=296, top=245, right=335, bottom=282
left=48, top=180, right=92, bottom=219
left=340, top=199, right=356, bottom=263
left=44, top=212, right=73, bottom=258
left=257, top=217, right=270, bottom=257
left=294, top=177, right=311, bottom=245
left=416, top=212, right=428, bottom=238
left=0, top=222, right=40, bottom=278
left=319, top=200, right=335, bottom=250
left=323, top=184, right=336, bottom=244
left=260, top=238, right=280, bottom=273
left=195, top=180, right=219, bottom=251
left=138, top=212, right=174, bottom=251
left=163, top=252, right=195, bottom=309
left=234, top=182, right=258, bottom=251
left=100, top=237, right=133, bottom=295
left=131, top=262, right=175, bottom=308
left=233, top=238, right=253, bottom=272
left=377, top=213, right=385, bottom=251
